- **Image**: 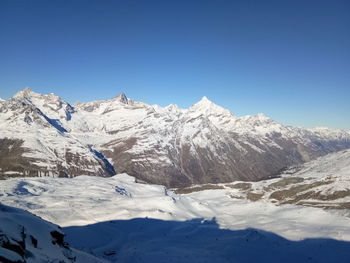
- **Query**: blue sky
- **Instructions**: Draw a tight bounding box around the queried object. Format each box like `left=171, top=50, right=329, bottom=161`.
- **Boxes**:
left=0, top=0, right=349, bottom=129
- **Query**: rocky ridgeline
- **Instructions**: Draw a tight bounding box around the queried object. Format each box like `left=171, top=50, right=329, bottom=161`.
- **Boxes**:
left=1, top=88, right=350, bottom=187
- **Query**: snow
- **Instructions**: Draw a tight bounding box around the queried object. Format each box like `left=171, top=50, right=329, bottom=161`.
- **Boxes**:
left=2, top=88, right=350, bottom=261
left=3, top=171, right=19, bottom=175
left=282, top=149, right=350, bottom=194
left=64, top=217, right=350, bottom=263
left=0, top=93, right=116, bottom=177
left=1, top=147, right=350, bottom=262
left=0, top=246, right=23, bottom=262
left=189, top=96, right=234, bottom=117
left=308, top=126, right=350, bottom=140
left=0, top=203, right=106, bottom=262
left=1, top=172, right=350, bottom=262
left=1, top=173, right=350, bottom=242
left=2, top=87, right=350, bottom=184
left=69, top=93, right=350, bottom=172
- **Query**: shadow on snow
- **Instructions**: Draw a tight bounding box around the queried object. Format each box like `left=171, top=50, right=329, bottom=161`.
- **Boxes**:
left=64, top=217, right=350, bottom=263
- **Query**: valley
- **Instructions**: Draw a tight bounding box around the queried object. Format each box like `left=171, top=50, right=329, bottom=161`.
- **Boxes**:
left=1, top=89, right=350, bottom=262
left=1, top=88, right=350, bottom=187
left=1, top=149, right=350, bottom=262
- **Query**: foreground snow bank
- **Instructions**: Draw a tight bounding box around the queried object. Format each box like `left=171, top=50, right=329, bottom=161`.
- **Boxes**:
left=0, top=203, right=106, bottom=263
left=64, top=217, right=350, bottom=263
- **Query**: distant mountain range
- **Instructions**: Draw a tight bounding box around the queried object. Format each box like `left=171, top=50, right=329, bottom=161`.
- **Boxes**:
left=1, top=88, right=350, bottom=187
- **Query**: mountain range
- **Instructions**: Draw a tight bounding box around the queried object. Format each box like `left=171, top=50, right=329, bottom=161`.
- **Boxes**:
left=1, top=88, right=350, bottom=187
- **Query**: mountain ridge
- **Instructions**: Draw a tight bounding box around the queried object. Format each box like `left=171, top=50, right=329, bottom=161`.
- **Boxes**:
left=1, top=88, right=350, bottom=187
left=0, top=203, right=106, bottom=262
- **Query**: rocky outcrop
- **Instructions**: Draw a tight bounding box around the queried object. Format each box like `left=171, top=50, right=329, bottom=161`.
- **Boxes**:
left=0, top=203, right=104, bottom=262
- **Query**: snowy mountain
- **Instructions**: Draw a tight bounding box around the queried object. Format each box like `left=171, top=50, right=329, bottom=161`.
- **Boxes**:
left=178, top=148, right=350, bottom=211
left=0, top=88, right=115, bottom=179
left=1, top=88, right=350, bottom=187
left=263, top=148, right=350, bottom=209
left=1, top=153, right=350, bottom=262
left=0, top=149, right=350, bottom=262
left=0, top=203, right=105, bottom=262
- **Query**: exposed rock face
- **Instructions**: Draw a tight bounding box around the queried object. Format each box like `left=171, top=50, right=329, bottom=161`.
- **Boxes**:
left=222, top=149, right=350, bottom=210
left=74, top=94, right=350, bottom=187
left=0, top=138, right=43, bottom=178
left=0, top=203, right=104, bottom=262
left=1, top=88, right=350, bottom=187
left=0, top=89, right=115, bottom=179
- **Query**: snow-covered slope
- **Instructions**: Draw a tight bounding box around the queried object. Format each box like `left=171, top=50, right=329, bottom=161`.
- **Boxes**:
left=1, top=87, right=350, bottom=186
left=265, top=148, right=350, bottom=209
left=72, top=93, right=350, bottom=187
left=179, top=149, right=350, bottom=211
left=1, top=173, right=350, bottom=241
left=1, top=172, right=350, bottom=262
left=308, top=127, right=350, bottom=141
left=0, top=88, right=115, bottom=179
left=0, top=203, right=105, bottom=263
left=1, top=148, right=350, bottom=262
left=64, top=217, right=350, bottom=263
left=75, top=94, right=350, bottom=186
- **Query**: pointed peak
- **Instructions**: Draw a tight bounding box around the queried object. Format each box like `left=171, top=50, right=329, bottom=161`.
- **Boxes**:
left=190, top=96, right=234, bottom=117
left=12, top=88, right=62, bottom=100
left=166, top=103, right=179, bottom=109
left=165, top=104, right=182, bottom=113
left=116, top=92, right=127, bottom=100
left=197, top=96, right=211, bottom=104
left=191, top=96, right=215, bottom=109
left=13, top=87, right=35, bottom=99
left=113, top=92, right=129, bottom=104
left=23, top=87, right=31, bottom=93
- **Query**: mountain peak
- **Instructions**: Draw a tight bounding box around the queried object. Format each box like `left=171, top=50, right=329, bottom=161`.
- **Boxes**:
left=12, top=88, right=63, bottom=103
left=113, top=92, right=129, bottom=104
left=165, top=104, right=183, bottom=113
left=191, top=96, right=216, bottom=109
left=197, top=96, right=211, bottom=105
left=13, top=87, right=34, bottom=99
left=190, top=96, right=234, bottom=117
left=255, top=113, right=270, bottom=120
left=23, top=87, right=31, bottom=92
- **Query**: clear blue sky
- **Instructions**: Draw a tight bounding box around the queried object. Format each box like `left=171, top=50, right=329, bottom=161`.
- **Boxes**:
left=0, top=0, right=349, bottom=129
